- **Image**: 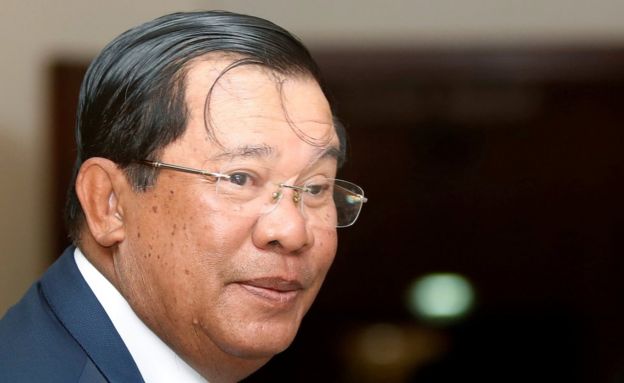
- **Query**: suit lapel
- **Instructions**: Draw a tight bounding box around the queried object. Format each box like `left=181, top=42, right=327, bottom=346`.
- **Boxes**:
left=78, top=358, right=110, bottom=383
left=41, top=246, right=144, bottom=383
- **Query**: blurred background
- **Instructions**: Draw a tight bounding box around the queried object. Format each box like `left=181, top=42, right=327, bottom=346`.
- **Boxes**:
left=2, top=1, right=624, bottom=382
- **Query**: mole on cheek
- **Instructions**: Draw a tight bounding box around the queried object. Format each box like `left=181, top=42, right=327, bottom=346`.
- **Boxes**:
left=152, top=205, right=158, bottom=213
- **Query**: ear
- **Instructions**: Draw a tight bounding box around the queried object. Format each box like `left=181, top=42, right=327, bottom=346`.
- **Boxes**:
left=75, top=158, right=127, bottom=247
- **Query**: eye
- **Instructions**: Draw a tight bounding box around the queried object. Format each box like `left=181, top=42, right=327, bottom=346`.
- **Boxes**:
left=228, top=172, right=252, bottom=186
left=306, top=184, right=325, bottom=195
left=305, top=179, right=332, bottom=196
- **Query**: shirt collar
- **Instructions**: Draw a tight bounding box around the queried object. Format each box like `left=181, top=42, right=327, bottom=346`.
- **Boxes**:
left=74, top=247, right=208, bottom=383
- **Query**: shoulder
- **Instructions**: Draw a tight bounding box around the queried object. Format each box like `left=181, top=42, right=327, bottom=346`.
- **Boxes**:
left=0, top=281, right=89, bottom=382
left=0, top=247, right=144, bottom=382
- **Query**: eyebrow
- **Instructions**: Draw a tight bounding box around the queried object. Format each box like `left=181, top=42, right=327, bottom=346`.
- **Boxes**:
left=211, top=144, right=275, bottom=161
left=301, top=145, right=343, bottom=171
left=210, top=142, right=343, bottom=171
left=315, top=145, right=342, bottom=162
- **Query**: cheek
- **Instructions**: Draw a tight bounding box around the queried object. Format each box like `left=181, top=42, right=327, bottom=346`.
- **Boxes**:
left=121, top=189, right=201, bottom=285
left=141, top=187, right=217, bottom=247
left=319, top=227, right=338, bottom=257
left=308, top=228, right=339, bottom=283
left=136, top=190, right=254, bottom=287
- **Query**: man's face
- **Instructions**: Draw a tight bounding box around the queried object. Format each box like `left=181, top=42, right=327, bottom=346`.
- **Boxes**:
left=113, top=60, right=339, bottom=366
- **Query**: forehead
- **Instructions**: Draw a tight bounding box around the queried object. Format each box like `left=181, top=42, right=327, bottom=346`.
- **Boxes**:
left=179, top=57, right=338, bottom=163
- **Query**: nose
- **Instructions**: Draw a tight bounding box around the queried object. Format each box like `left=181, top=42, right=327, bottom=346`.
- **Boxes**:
left=252, top=188, right=314, bottom=253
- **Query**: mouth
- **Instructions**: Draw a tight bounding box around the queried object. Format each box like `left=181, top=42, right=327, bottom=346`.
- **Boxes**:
left=236, top=277, right=304, bottom=305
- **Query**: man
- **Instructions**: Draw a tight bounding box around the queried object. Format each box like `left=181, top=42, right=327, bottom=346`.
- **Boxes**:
left=0, top=11, right=367, bottom=383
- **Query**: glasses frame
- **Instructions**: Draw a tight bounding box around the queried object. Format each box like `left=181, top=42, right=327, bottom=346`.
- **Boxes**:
left=139, top=160, right=367, bottom=227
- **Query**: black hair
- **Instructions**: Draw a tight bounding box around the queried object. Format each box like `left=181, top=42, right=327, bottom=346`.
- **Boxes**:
left=65, top=10, right=346, bottom=244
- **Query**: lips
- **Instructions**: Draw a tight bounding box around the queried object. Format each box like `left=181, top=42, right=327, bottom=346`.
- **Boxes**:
left=236, top=277, right=304, bottom=305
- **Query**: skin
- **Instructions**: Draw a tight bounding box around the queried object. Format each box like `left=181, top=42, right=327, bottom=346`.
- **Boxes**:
left=75, top=59, right=340, bottom=382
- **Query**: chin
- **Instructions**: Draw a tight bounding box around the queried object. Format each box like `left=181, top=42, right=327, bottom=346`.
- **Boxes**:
left=231, top=334, right=296, bottom=360
left=215, top=322, right=300, bottom=360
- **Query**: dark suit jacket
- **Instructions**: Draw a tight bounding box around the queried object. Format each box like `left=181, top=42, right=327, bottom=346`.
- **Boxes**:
left=0, top=246, right=144, bottom=382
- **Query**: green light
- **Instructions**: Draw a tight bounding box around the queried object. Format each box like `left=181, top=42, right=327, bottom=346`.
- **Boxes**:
left=407, top=273, right=475, bottom=323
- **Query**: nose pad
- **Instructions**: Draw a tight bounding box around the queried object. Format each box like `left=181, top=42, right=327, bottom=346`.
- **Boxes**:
left=292, top=190, right=302, bottom=204
left=272, top=185, right=304, bottom=203
left=266, top=186, right=305, bottom=217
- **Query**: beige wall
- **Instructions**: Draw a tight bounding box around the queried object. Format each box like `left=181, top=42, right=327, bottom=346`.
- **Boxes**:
left=2, top=0, right=624, bottom=314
